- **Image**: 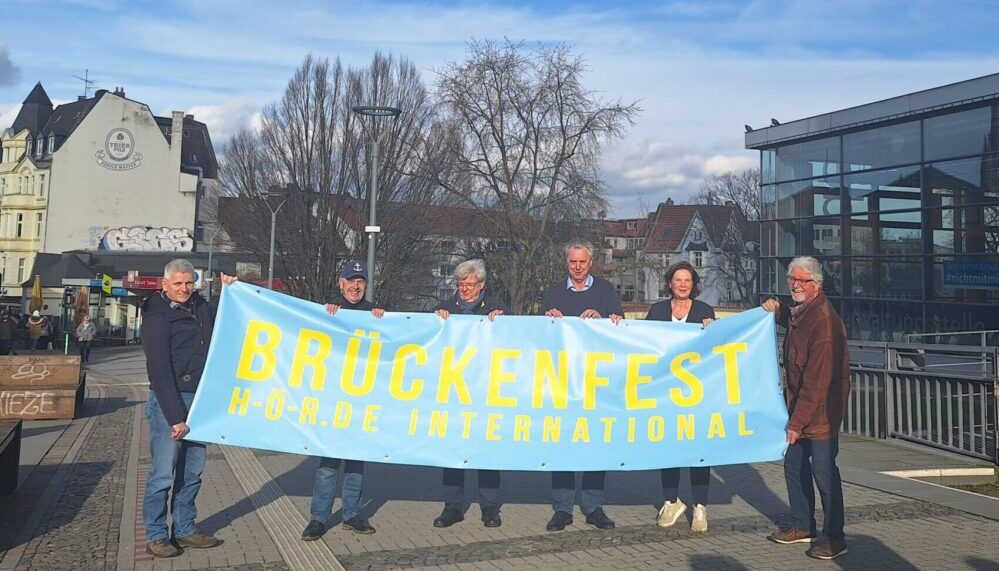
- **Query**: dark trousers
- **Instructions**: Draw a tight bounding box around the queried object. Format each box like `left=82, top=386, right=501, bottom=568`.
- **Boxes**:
left=443, top=468, right=501, bottom=514
left=0, top=340, right=11, bottom=355
left=661, top=466, right=710, bottom=506
left=552, top=471, right=605, bottom=515
left=784, top=435, right=845, bottom=540
left=79, top=341, right=92, bottom=362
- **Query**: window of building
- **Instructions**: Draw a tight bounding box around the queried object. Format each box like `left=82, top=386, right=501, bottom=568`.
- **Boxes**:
left=0, top=177, right=5, bottom=194
left=26, top=140, right=32, bottom=156
left=775, top=137, right=840, bottom=182
left=17, top=258, right=25, bottom=283
left=15, top=213, right=23, bottom=238
left=924, top=106, right=996, bottom=161
left=438, top=263, right=453, bottom=277
left=38, top=174, right=45, bottom=197
left=622, top=285, right=635, bottom=302
left=626, top=221, right=637, bottom=230
left=36, top=213, right=44, bottom=237
left=47, top=134, right=55, bottom=155
left=844, top=120, right=920, bottom=172
left=692, top=251, right=703, bottom=268
left=35, top=136, right=43, bottom=157
left=660, top=228, right=672, bottom=240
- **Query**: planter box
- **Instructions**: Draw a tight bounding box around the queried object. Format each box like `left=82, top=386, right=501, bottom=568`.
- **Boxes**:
left=0, top=356, right=86, bottom=420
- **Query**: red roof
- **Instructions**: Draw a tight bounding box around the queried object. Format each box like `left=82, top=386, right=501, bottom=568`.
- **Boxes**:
left=643, top=202, right=739, bottom=253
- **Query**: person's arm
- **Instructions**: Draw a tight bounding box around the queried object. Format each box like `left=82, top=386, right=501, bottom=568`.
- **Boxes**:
left=140, top=313, right=187, bottom=426
left=786, top=328, right=835, bottom=436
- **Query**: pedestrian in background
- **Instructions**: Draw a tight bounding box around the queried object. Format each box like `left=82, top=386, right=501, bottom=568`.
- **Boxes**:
left=141, top=259, right=237, bottom=558
left=76, top=314, right=97, bottom=363
left=0, top=310, right=14, bottom=355
left=432, top=259, right=509, bottom=530
left=540, top=241, right=623, bottom=532
left=301, top=260, right=380, bottom=542
left=646, top=261, right=715, bottom=533
left=26, top=310, right=48, bottom=351
left=763, top=256, right=851, bottom=560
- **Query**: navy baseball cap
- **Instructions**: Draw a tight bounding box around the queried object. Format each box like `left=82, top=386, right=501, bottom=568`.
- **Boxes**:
left=341, top=260, right=368, bottom=280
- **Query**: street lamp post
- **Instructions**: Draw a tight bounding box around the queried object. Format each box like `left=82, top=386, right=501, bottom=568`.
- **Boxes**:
left=262, top=189, right=290, bottom=290
left=206, top=225, right=225, bottom=302
left=352, top=105, right=401, bottom=302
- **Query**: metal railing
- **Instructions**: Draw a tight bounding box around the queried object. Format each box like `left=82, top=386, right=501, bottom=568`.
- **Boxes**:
left=840, top=341, right=998, bottom=463
left=903, top=329, right=999, bottom=347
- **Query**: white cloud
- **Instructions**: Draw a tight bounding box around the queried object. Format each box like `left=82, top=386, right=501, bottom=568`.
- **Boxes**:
left=0, top=103, right=21, bottom=131
left=184, top=98, right=261, bottom=147
left=0, top=45, right=18, bottom=87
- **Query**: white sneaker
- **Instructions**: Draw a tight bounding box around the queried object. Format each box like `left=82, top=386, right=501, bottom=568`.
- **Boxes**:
left=656, top=499, right=687, bottom=528
left=691, top=504, right=708, bottom=533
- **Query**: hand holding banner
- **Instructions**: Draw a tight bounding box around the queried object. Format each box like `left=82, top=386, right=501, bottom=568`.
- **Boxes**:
left=187, top=283, right=787, bottom=471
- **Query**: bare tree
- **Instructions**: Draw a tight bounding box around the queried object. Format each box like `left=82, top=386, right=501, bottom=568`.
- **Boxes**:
left=428, top=40, right=639, bottom=312
left=694, top=168, right=761, bottom=307
left=218, top=53, right=454, bottom=307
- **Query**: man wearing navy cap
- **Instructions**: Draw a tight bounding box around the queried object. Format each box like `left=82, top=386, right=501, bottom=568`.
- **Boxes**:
left=301, top=260, right=384, bottom=541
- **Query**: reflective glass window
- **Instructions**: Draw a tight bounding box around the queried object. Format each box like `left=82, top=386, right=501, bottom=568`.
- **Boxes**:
left=762, top=150, right=776, bottom=184
left=927, top=156, right=999, bottom=205
left=846, top=166, right=920, bottom=214
left=776, top=178, right=839, bottom=218
left=844, top=121, right=920, bottom=172
left=776, top=218, right=840, bottom=256
left=761, top=184, right=776, bottom=219
left=843, top=300, right=924, bottom=341
left=930, top=257, right=999, bottom=302
left=761, top=221, right=776, bottom=257
left=850, top=258, right=878, bottom=297
left=850, top=216, right=875, bottom=254
left=929, top=206, right=999, bottom=253
left=881, top=258, right=922, bottom=299
left=775, top=137, right=840, bottom=182
left=924, top=106, right=996, bottom=161
left=879, top=226, right=922, bottom=255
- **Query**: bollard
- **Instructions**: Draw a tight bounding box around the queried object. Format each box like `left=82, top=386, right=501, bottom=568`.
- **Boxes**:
left=64, top=332, right=70, bottom=355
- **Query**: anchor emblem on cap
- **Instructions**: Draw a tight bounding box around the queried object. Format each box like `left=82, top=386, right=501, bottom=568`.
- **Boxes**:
left=353, top=262, right=363, bottom=272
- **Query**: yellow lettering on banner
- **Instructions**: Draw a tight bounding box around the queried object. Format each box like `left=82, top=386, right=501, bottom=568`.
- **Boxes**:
left=625, top=353, right=658, bottom=410
left=670, top=352, right=703, bottom=407
left=236, top=320, right=281, bottom=381
left=288, top=329, right=332, bottom=390
left=627, top=417, right=637, bottom=443
left=678, top=414, right=695, bottom=440
left=583, top=352, right=614, bottom=410
left=543, top=416, right=562, bottom=443
left=708, top=413, right=726, bottom=439
left=362, top=404, right=380, bottom=432
left=408, top=408, right=419, bottom=435
left=333, top=402, right=353, bottom=428
left=738, top=411, right=754, bottom=436
left=600, top=417, right=617, bottom=443
left=264, top=389, right=285, bottom=420
left=513, top=415, right=532, bottom=441
left=485, top=413, right=503, bottom=441
left=228, top=387, right=250, bottom=415
left=571, top=417, right=591, bottom=443
left=299, top=397, right=319, bottom=425
left=648, top=416, right=665, bottom=442
left=437, top=347, right=475, bottom=404
left=460, top=411, right=477, bottom=439
left=532, top=350, right=568, bottom=409
left=487, top=349, right=520, bottom=407
left=713, top=342, right=748, bottom=405
left=341, top=331, right=372, bottom=396
left=429, top=410, right=448, bottom=437
left=389, top=344, right=427, bottom=400
left=362, top=332, right=383, bottom=392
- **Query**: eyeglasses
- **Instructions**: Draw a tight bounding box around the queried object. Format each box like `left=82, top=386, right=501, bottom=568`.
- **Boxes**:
left=456, top=280, right=483, bottom=291
left=786, top=277, right=816, bottom=286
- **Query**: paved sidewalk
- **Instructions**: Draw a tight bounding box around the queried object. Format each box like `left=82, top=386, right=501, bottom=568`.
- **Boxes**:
left=0, top=347, right=996, bottom=570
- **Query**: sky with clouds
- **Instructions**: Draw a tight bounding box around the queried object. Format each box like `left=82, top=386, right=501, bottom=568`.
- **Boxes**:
left=2, top=0, right=999, bottom=216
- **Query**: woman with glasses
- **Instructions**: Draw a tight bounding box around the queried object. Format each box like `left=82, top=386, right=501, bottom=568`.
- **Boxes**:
left=431, top=259, right=511, bottom=528
left=645, top=261, right=716, bottom=533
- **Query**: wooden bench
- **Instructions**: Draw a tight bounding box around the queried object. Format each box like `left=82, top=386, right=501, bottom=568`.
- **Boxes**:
left=0, top=355, right=86, bottom=420
left=0, top=419, right=21, bottom=493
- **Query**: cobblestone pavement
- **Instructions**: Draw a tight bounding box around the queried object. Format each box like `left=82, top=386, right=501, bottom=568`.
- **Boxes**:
left=0, top=347, right=997, bottom=571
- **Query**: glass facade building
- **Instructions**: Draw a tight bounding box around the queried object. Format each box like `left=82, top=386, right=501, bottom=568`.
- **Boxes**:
left=747, top=75, right=999, bottom=341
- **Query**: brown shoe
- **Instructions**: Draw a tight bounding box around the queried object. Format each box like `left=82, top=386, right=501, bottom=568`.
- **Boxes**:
left=146, top=539, right=181, bottom=558
left=175, top=532, right=220, bottom=549
left=807, top=539, right=848, bottom=560
left=767, top=528, right=816, bottom=544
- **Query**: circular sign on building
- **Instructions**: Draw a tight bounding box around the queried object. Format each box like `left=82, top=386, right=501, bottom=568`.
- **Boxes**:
left=95, top=128, right=143, bottom=170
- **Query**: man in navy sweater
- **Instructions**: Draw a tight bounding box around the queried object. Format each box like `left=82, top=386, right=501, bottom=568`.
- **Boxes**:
left=539, top=241, right=623, bottom=532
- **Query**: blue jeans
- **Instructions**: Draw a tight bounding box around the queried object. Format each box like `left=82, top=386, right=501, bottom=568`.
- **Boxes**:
left=309, top=457, right=365, bottom=525
left=552, top=471, right=605, bottom=515
left=143, top=392, right=206, bottom=542
left=784, top=435, right=845, bottom=540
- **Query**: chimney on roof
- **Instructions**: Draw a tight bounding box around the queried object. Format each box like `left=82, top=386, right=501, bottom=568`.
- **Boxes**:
left=170, top=111, right=184, bottom=169
left=725, top=200, right=735, bottom=206
left=95, top=89, right=108, bottom=98
left=113, top=87, right=125, bottom=97
left=77, top=96, right=86, bottom=102
left=185, top=114, right=194, bottom=120
left=665, top=197, right=674, bottom=206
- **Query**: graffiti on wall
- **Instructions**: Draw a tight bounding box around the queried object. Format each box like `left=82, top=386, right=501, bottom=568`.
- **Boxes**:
left=98, top=226, right=194, bottom=252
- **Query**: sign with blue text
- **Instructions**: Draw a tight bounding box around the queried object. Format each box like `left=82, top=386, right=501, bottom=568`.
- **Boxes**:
left=187, top=283, right=788, bottom=471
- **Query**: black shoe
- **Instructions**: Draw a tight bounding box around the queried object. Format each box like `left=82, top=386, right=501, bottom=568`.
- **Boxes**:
left=433, top=507, right=464, bottom=528
left=585, top=508, right=615, bottom=530
left=343, top=516, right=376, bottom=534
left=482, top=510, right=502, bottom=528
left=301, top=520, right=328, bottom=541
left=546, top=511, right=573, bottom=532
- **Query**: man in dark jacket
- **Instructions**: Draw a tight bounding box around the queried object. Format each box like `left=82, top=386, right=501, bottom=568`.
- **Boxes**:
left=301, top=261, right=381, bottom=542
left=431, top=259, right=510, bottom=529
left=540, top=241, right=623, bottom=533
left=763, top=256, right=850, bottom=560
left=0, top=310, right=15, bottom=355
left=141, top=259, right=235, bottom=558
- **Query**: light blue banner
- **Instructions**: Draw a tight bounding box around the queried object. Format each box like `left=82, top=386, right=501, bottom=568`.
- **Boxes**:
left=187, top=283, right=788, bottom=471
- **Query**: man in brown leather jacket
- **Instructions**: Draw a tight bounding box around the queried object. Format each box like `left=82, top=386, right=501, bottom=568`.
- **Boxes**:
left=762, top=256, right=850, bottom=561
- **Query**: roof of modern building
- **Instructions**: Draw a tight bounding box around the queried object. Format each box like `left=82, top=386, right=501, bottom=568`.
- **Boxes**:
left=745, top=72, right=999, bottom=149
